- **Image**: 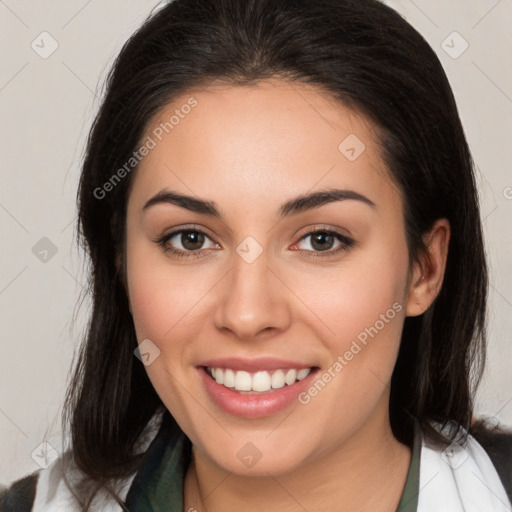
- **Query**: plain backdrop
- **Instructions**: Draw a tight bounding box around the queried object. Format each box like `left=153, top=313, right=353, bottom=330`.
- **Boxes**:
left=0, top=0, right=511, bottom=484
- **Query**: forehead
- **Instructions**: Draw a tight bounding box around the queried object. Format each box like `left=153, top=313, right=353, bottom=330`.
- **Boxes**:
left=128, top=79, right=401, bottom=217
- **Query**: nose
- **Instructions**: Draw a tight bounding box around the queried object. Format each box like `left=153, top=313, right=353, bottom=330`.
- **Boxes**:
left=213, top=248, right=291, bottom=341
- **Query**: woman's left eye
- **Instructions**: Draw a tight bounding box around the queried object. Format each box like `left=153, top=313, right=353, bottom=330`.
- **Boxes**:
left=154, top=226, right=354, bottom=260
left=292, top=229, right=355, bottom=259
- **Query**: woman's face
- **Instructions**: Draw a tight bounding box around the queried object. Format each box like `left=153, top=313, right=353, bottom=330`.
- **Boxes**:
left=124, top=79, right=415, bottom=475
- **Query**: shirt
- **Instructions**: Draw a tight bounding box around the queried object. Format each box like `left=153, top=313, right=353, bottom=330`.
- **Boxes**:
left=3, top=413, right=510, bottom=511
left=124, top=411, right=421, bottom=511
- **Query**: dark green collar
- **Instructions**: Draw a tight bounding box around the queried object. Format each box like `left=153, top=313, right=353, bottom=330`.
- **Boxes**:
left=124, top=412, right=420, bottom=511
left=395, top=423, right=421, bottom=512
left=124, top=411, right=191, bottom=511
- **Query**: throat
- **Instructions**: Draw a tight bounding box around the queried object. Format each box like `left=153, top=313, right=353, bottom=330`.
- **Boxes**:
left=183, top=456, right=205, bottom=512
left=182, top=433, right=413, bottom=512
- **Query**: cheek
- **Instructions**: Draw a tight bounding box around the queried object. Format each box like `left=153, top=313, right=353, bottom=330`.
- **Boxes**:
left=125, top=239, right=199, bottom=350
left=289, top=239, right=408, bottom=351
left=289, top=236, right=408, bottom=419
left=128, top=269, right=211, bottom=350
left=127, top=260, right=174, bottom=343
left=125, top=245, right=205, bottom=413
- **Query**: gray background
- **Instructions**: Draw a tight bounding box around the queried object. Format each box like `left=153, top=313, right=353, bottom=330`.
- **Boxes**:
left=0, top=0, right=511, bottom=484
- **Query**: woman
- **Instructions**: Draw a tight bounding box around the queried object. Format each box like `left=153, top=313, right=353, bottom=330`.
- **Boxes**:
left=1, top=0, right=511, bottom=510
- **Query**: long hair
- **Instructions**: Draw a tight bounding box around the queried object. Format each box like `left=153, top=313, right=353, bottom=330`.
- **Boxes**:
left=61, top=0, right=488, bottom=508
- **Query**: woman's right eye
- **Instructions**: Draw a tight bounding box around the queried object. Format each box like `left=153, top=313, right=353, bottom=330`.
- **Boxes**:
left=154, top=226, right=355, bottom=261
left=155, top=228, right=219, bottom=259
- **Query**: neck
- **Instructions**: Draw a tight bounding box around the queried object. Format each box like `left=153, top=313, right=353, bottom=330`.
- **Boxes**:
left=184, top=406, right=412, bottom=512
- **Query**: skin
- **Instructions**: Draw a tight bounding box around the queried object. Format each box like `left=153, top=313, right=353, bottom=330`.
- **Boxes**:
left=122, top=79, right=450, bottom=511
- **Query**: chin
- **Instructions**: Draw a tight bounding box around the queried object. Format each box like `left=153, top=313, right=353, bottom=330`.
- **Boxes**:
left=193, top=431, right=318, bottom=477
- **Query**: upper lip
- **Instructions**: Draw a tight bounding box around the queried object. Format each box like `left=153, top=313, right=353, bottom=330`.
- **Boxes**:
left=197, top=357, right=316, bottom=372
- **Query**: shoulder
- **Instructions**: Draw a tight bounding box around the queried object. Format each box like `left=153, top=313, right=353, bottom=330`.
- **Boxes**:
left=469, top=416, right=512, bottom=453
left=469, top=416, right=512, bottom=501
left=0, top=471, right=40, bottom=512
left=0, top=408, right=167, bottom=512
left=0, top=454, right=90, bottom=512
left=408, top=418, right=512, bottom=510
left=0, top=451, right=137, bottom=512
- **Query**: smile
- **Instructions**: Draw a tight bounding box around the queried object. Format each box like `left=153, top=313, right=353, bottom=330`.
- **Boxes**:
left=205, top=366, right=312, bottom=393
left=198, top=361, right=320, bottom=418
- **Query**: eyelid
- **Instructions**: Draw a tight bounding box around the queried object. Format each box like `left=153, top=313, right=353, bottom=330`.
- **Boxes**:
left=295, top=223, right=353, bottom=239
left=152, top=224, right=220, bottom=260
left=157, top=223, right=218, bottom=242
left=153, top=223, right=355, bottom=259
left=156, top=223, right=351, bottom=245
left=291, top=226, right=355, bottom=254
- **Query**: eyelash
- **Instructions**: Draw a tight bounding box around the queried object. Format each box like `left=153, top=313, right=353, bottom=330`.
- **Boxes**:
left=154, top=225, right=355, bottom=260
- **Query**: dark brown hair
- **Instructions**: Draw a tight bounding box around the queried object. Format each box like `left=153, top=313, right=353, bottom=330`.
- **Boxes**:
left=61, top=0, right=488, bottom=508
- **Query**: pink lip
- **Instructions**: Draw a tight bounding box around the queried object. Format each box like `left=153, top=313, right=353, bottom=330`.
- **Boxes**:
left=197, top=365, right=319, bottom=419
left=197, top=357, right=314, bottom=372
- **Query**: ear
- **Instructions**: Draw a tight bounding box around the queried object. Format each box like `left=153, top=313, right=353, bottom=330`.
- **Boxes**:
left=405, top=218, right=450, bottom=317
left=116, top=252, right=132, bottom=315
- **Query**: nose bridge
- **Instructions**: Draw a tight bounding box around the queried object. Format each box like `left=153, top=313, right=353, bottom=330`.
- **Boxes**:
left=214, top=238, right=290, bottom=339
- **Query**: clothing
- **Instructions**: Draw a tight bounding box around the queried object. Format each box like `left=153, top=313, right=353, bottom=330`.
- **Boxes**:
left=127, top=412, right=421, bottom=511
left=396, top=423, right=420, bottom=512
left=417, top=421, right=512, bottom=511
left=1, top=409, right=511, bottom=511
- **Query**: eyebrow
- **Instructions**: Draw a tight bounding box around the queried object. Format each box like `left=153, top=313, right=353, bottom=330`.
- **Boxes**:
left=142, top=187, right=376, bottom=219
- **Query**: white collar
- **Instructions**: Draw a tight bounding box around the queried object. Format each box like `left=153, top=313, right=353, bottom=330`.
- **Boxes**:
left=31, top=414, right=511, bottom=511
left=417, top=421, right=511, bottom=511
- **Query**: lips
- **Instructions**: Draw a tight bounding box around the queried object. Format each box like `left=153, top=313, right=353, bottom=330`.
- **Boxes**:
left=196, top=357, right=320, bottom=418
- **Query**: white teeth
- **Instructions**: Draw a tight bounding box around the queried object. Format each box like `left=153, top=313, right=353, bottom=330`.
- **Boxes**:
left=234, top=371, right=252, bottom=391
left=252, top=371, right=272, bottom=392
left=214, top=368, right=224, bottom=385
left=206, top=366, right=313, bottom=392
left=271, top=369, right=285, bottom=389
left=297, top=368, right=311, bottom=380
left=223, top=369, right=235, bottom=388
left=284, top=369, right=297, bottom=385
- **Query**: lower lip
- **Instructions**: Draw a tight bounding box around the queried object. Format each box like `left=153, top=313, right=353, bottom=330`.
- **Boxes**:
left=198, top=366, right=319, bottom=419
